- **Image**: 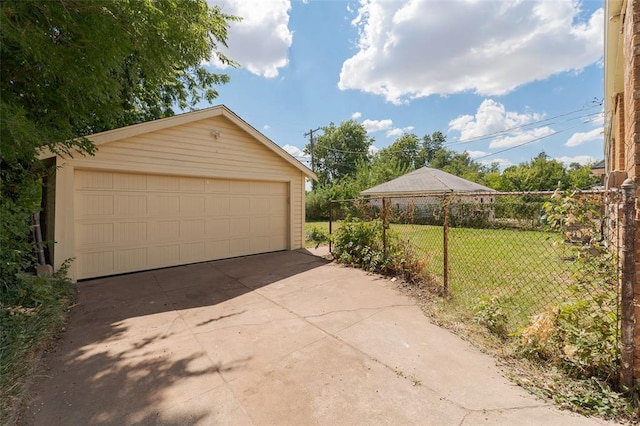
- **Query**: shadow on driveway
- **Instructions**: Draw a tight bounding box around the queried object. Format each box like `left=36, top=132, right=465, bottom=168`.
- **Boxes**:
left=22, top=250, right=329, bottom=425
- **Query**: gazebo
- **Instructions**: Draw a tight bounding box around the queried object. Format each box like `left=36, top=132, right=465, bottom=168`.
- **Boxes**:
left=360, top=167, right=497, bottom=223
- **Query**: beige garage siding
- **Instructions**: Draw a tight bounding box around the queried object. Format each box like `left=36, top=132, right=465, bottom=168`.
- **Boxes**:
left=75, top=170, right=289, bottom=279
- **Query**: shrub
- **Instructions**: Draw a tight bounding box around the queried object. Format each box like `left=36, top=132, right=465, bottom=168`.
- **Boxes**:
left=332, top=218, right=431, bottom=285
left=0, top=262, right=74, bottom=424
left=474, top=296, right=509, bottom=339
left=305, top=226, right=329, bottom=248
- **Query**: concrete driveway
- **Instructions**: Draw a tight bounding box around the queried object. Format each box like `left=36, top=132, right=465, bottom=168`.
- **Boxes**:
left=22, top=250, right=608, bottom=425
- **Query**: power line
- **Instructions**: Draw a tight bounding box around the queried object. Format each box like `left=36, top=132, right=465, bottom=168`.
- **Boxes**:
left=304, top=99, right=603, bottom=161
left=304, top=127, right=321, bottom=172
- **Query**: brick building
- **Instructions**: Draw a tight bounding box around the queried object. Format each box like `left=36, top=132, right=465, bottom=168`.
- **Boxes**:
left=604, top=0, right=640, bottom=387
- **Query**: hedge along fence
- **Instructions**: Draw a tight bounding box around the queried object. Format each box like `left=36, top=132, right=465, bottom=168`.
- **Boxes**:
left=329, top=190, right=631, bottom=383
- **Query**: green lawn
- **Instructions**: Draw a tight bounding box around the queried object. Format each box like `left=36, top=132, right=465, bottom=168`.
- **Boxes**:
left=392, top=224, right=573, bottom=328
left=307, top=220, right=576, bottom=330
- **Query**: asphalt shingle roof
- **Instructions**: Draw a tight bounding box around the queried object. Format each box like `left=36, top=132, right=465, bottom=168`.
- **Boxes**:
left=361, top=167, right=496, bottom=196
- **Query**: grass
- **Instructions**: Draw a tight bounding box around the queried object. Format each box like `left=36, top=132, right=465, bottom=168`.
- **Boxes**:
left=307, top=218, right=632, bottom=421
left=308, top=220, right=581, bottom=332
left=0, top=273, right=74, bottom=424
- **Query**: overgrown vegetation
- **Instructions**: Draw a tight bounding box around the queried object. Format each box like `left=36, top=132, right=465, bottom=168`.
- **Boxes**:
left=509, top=191, right=629, bottom=418
left=324, top=190, right=635, bottom=421
left=305, top=226, right=330, bottom=248
left=332, top=218, right=432, bottom=286
left=0, top=264, right=74, bottom=424
left=1, top=2, right=238, bottom=422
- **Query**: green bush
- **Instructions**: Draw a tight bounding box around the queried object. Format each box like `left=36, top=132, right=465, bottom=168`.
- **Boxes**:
left=332, top=218, right=431, bottom=285
left=0, top=263, right=74, bottom=424
left=474, top=296, right=509, bottom=339
left=305, top=226, right=329, bottom=248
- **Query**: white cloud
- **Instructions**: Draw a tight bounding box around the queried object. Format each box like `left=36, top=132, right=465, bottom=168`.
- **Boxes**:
left=466, top=150, right=489, bottom=158
left=263, top=124, right=271, bottom=131
left=489, top=127, right=555, bottom=149
left=282, top=144, right=309, bottom=161
left=369, top=145, right=380, bottom=155
left=554, top=155, right=597, bottom=166
left=448, top=99, right=553, bottom=149
left=362, top=118, right=393, bottom=132
left=565, top=127, right=602, bottom=147
left=352, top=112, right=362, bottom=119
left=386, top=126, right=414, bottom=137
left=207, top=0, right=292, bottom=78
left=339, top=0, right=603, bottom=103
left=481, top=158, right=513, bottom=169
left=449, top=100, right=543, bottom=140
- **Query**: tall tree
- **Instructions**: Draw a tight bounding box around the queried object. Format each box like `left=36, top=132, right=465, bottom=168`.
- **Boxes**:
left=306, top=120, right=373, bottom=186
left=377, top=133, right=425, bottom=170
left=500, top=152, right=567, bottom=191
left=566, top=162, right=600, bottom=189
left=423, top=131, right=446, bottom=165
left=1, top=0, right=238, bottom=282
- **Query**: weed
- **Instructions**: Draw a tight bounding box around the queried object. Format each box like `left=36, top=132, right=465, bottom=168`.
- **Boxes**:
left=305, top=226, right=330, bottom=248
left=473, top=296, right=509, bottom=339
left=0, top=262, right=74, bottom=424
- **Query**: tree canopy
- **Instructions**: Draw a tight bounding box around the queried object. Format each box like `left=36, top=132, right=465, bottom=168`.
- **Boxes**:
left=306, top=120, right=373, bottom=186
left=1, top=0, right=238, bottom=282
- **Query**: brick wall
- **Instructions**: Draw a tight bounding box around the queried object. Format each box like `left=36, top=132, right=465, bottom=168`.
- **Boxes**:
left=620, top=0, right=640, bottom=386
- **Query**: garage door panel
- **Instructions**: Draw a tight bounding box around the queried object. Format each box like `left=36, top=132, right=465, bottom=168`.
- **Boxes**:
left=180, top=177, right=205, bottom=192
left=251, top=236, right=270, bottom=252
left=76, top=170, right=113, bottom=189
left=270, top=182, right=288, bottom=195
left=115, top=222, right=147, bottom=243
left=181, top=242, right=206, bottom=261
left=230, top=217, right=250, bottom=237
left=149, top=220, right=179, bottom=242
left=206, top=197, right=230, bottom=216
left=205, top=179, right=230, bottom=193
left=79, top=251, right=114, bottom=277
left=115, top=248, right=147, bottom=272
left=251, top=198, right=270, bottom=214
left=77, top=223, right=114, bottom=246
left=75, top=171, right=289, bottom=279
left=269, top=216, right=287, bottom=235
left=269, top=235, right=288, bottom=251
left=114, top=173, right=146, bottom=191
left=116, top=195, right=147, bottom=217
left=180, top=219, right=205, bottom=240
left=230, top=238, right=250, bottom=256
left=206, top=240, right=230, bottom=258
left=251, top=216, right=270, bottom=237
left=205, top=218, right=230, bottom=239
left=230, top=180, right=250, bottom=194
left=230, top=198, right=250, bottom=215
left=149, top=244, right=180, bottom=267
left=149, top=195, right=180, bottom=216
left=76, top=194, right=114, bottom=218
left=180, top=196, right=206, bottom=215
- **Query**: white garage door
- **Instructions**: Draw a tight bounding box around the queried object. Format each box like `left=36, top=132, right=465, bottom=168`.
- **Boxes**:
left=74, top=170, right=289, bottom=279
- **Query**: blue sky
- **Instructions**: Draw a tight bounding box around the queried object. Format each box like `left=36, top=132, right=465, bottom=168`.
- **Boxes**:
left=204, top=0, right=604, bottom=170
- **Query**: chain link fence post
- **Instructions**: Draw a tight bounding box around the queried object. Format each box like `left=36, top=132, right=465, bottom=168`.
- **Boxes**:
left=328, top=200, right=333, bottom=254
left=443, top=194, right=450, bottom=297
left=620, top=179, right=637, bottom=391
left=382, top=197, right=389, bottom=259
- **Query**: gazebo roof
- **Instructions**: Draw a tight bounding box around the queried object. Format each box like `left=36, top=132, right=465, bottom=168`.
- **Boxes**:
left=361, top=167, right=496, bottom=196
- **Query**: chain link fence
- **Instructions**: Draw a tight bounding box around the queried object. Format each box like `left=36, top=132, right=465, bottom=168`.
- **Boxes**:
left=329, top=190, right=623, bottom=334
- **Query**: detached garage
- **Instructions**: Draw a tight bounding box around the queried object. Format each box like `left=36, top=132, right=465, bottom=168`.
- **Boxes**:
left=42, top=105, right=316, bottom=281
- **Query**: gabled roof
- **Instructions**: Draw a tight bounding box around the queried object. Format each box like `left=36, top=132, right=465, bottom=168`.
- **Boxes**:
left=361, top=167, right=495, bottom=196
left=42, top=105, right=316, bottom=180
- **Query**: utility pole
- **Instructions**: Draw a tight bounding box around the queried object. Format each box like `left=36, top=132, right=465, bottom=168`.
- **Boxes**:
left=304, top=127, right=321, bottom=172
